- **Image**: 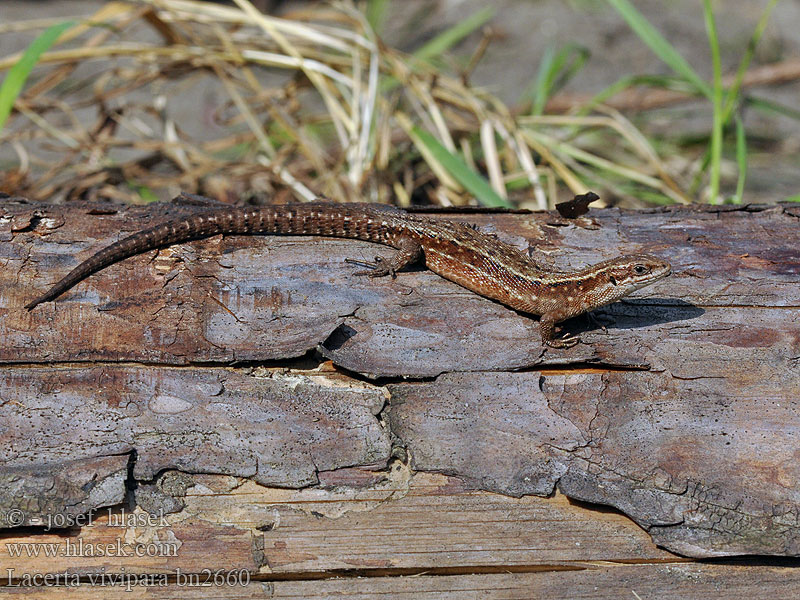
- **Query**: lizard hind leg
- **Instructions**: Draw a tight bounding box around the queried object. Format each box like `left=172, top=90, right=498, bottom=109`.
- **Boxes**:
left=540, top=314, right=580, bottom=349
left=347, top=236, right=423, bottom=279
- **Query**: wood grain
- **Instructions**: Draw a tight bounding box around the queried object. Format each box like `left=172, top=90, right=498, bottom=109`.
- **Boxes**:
left=0, top=472, right=675, bottom=578
left=4, top=566, right=800, bottom=599
left=0, top=366, right=389, bottom=494
left=389, top=369, right=800, bottom=557
left=1, top=200, right=799, bottom=595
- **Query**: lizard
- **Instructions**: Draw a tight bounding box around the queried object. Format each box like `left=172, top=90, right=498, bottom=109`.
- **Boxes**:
left=24, top=195, right=671, bottom=348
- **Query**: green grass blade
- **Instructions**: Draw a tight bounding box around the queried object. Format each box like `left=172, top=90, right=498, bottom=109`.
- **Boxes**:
left=130, top=183, right=160, bottom=204
left=689, top=146, right=712, bottom=197
left=703, top=0, right=723, bottom=203
left=607, top=0, right=711, bottom=98
left=748, top=95, right=800, bottom=121
left=730, top=114, right=747, bottom=204
left=527, top=43, right=590, bottom=115
left=785, top=195, right=800, bottom=203
left=365, top=0, right=390, bottom=33
left=410, top=125, right=511, bottom=208
left=0, top=20, right=75, bottom=131
left=527, top=44, right=556, bottom=115
left=414, top=7, right=495, bottom=61
left=721, top=0, right=779, bottom=124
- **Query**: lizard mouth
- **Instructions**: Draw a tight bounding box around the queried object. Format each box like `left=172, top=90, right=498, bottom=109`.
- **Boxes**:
left=631, top=264, right=671, bottom=292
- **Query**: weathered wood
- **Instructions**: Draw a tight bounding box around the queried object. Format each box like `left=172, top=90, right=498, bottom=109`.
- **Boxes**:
left=0, top=472, right=675, bottom=579
left=5, top=566, right=800, bottom=599
left=0, top=365, right=389, bottom=496
left=0, top=456, right=128, bottom=528
left=1, top=200, right=799, bottom=581
left=5, top=201, right=797, bottom=375
left=1, top=473, right=799, bottom=598
left=388, top=368, right=800, bottom=557
left=260, top=565, right=800, bottom=600
left=250, top=565, right=800, bottom=600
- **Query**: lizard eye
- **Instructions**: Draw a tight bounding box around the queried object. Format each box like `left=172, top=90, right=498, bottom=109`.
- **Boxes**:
left=633, top=265, right=649, bottom=275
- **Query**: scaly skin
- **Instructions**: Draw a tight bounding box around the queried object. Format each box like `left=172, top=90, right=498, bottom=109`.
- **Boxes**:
left=25, top=196, right=672, bottom=347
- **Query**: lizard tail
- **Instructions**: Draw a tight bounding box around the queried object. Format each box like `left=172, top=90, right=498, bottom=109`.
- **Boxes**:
left=25, top=199, right=400, bottom=310
left=25, top=212, right=227, bottom=310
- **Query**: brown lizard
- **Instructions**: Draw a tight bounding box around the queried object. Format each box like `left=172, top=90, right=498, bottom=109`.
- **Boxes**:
left=25, top=196, right=671, bottom=347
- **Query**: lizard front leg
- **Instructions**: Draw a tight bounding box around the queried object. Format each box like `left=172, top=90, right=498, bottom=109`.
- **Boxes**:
left=348, top=236, right=423, bottom=278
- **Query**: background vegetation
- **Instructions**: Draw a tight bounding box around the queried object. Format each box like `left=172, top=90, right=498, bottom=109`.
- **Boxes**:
left=0, top=0, right=796, bottom=207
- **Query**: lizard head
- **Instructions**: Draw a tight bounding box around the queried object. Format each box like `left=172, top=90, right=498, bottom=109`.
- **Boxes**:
left=584, top=254, right=671, bottom=308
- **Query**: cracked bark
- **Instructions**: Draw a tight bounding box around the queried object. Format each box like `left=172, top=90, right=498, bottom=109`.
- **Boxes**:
left=1, top=199, right=799, bottom=561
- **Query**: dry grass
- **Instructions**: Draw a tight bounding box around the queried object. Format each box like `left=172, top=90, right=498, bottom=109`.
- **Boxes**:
left=0, top=0, right=693, bottom=208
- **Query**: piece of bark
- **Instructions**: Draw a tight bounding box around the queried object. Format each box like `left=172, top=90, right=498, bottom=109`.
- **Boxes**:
left=388, top=365, right=800, bottom=558
left=0, top=366, right=389, bottom=498
left=0, top=455, right=128, bottom=529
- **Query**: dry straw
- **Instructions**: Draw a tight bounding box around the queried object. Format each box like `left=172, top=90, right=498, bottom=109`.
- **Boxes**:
left=0, top=0, right=688, bottom=207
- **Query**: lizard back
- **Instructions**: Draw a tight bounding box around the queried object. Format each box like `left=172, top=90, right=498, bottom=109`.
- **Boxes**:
left=25, top=201, right=537, bottom=310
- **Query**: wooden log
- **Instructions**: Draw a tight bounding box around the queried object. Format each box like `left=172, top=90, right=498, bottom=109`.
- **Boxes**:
left=1, top=473, right=799, bottom=598
left=3, top=566, right=800, bottom=599
left=5, top=201, right=796, bottom=375
left=388, top=369, right=800, bottom=557
left=1, top=199, right=799, bottom=578
left=0, top=472, right=678, bottom=580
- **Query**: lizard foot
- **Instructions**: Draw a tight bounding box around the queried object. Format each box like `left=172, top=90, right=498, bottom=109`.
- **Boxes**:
left=345, top=256, right=395, bottom=278
left=544, top=333, right=580, bottom=349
